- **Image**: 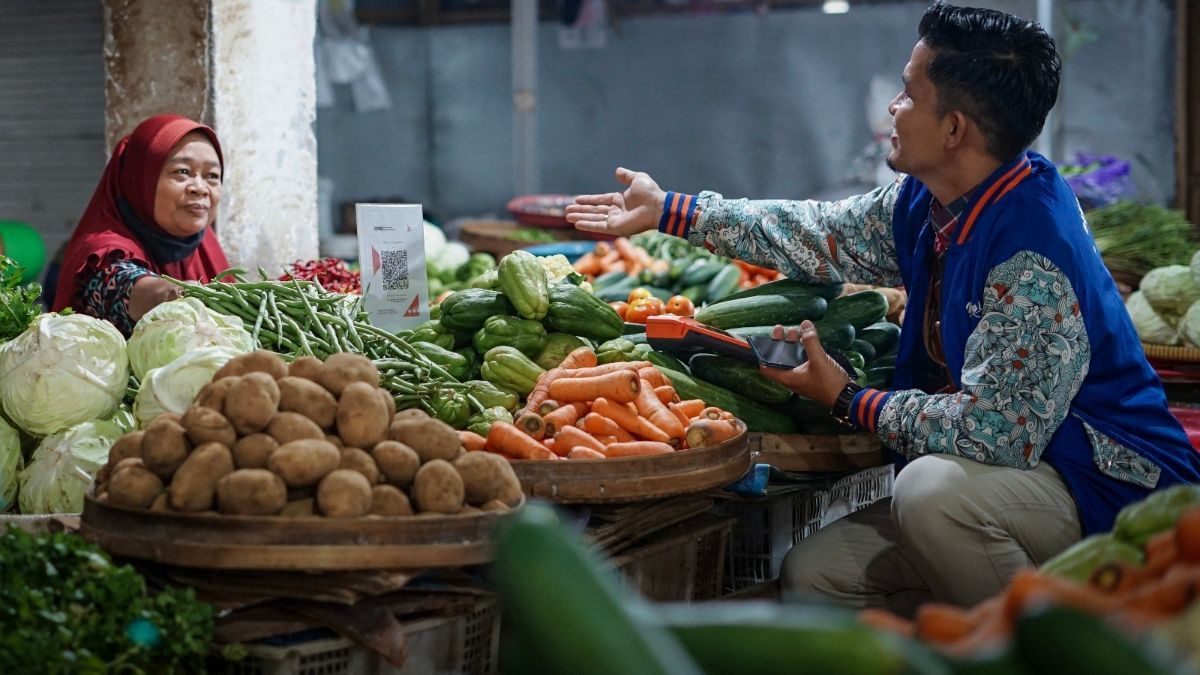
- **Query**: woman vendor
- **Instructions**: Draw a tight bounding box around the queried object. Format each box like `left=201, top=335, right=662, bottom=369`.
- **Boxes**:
left=51, top=114, right=230, bottom=334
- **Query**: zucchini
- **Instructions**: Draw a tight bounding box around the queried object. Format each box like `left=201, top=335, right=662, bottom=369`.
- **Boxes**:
left=680, top=259, right=725, bottom=287
left=862, top=366, right=894, bottom=389
left=592, top=270, right=628, bottom=292
left=849, top=339, right=877, bottom=363
left=825, top=290, right=890, bottom=331
left=595, top=277, right=638, bottom=302
left=858, top=322, right=901, bottom=355
left=678, top=283, right=708, bottom=304
left=659, top=368, right=796, bottom=433
left=704, top=265, right=742, bottom=303
left=709, top=278, right=843, bottom=305
left=872, top=354, right=897, bottom=368
left=843, top=351, right=866, bottom=371
left=688, top=353, right=792, bottom=404
left=726, top=322, right=856, bottom=351
left=647, top=350, right=689, bottom=374
left=694, top=294, right=828, bottom=330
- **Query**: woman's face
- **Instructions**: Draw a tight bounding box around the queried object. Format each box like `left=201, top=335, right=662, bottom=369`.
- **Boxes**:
left=153, top=132, right=222, bottom=237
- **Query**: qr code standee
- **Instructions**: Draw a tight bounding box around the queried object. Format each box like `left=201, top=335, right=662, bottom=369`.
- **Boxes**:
left=381, top=249, right=410, bottom=291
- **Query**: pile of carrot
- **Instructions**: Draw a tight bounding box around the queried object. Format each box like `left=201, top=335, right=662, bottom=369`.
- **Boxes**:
left=460, top=347, right=744, bottom=461
left=572, top=237, right=784, bottom=288
left=859, top=506, right=1200, bottom=657
left=731, top=259, right=783, bottom=289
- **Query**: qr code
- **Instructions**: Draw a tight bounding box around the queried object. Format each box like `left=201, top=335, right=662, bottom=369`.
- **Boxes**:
left=381, top=249, right=409, bottom=291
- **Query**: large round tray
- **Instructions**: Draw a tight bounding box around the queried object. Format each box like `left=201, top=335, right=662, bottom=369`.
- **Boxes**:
left=79, top=495, right=518, bottom=571
left=510, top=431, right=750, bottom=504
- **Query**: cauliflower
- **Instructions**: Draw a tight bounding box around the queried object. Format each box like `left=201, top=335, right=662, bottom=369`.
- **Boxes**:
left=537, top=254, right=593, bottom=293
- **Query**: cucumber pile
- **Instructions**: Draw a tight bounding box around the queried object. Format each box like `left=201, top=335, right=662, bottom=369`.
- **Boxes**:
left=592, top=232, right=767, bottom=305
left=632, top=279, right=902, bottom=434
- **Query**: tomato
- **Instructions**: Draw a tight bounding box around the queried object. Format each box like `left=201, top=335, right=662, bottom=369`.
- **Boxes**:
left=624, top=298, right=657, bottom=324
left=645, top=296, right=666, bottom=315
left=665, top=295, right=695, bottom=317
left=627, top=287, right=653, bottom=304
left=609, top=301, right=629, bottom=319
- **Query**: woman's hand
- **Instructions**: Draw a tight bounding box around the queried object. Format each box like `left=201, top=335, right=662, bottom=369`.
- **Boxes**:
left=759, top=320, right=851, bottom=408
left=566, top=167, right=666, bottom=237
left=128, top=276, right=184, bottom=321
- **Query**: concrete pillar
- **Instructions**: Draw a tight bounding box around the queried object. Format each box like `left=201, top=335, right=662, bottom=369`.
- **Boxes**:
left=103, top=0, right=318, bottom=275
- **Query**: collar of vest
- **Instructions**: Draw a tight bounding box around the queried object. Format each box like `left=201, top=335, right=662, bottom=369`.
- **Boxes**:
left=953, top=152, right=1035, bottom=247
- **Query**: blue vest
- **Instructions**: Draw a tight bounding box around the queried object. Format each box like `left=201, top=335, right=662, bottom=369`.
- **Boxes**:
left=890, top=152, right=1200, bottom=535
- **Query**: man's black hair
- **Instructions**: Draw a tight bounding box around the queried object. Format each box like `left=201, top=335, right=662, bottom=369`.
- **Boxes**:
left=918, top=2, right=1061, bottom=162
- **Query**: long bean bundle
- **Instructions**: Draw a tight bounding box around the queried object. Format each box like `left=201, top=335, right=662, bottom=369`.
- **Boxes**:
left=167, top=276, right=477, bottom=414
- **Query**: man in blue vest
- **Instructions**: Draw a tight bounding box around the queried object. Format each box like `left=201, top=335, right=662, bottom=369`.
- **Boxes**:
left=567, top=2, right=1200, bottom=612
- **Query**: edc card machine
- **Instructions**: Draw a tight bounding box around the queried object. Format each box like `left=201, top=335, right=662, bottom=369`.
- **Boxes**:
left=644, top=315, right=856, bottom=375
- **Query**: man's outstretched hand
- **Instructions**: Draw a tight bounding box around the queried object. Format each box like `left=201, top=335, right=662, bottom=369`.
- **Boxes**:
left=566, top=167, right=666, bottom=237
left=759, top=321, right=852, bottom=408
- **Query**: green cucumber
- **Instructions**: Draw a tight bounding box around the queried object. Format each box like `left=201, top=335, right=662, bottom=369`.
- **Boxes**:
left=849, top=339, right=877, bottom=363
left=643, top=285, right=674, bottom=302
left=659, top=368, right=796, bottom=433
left=1013, top=605, right=1180, bottom=675
left=858, top=322, right=901, bottom=355
left=678, top=283, right=708, bottom=303
left=646, top=350, right=689, bottom=374
left=843, top=351, right=866, bottom=371
left=592, top=270, right=628, bottom=292
left=623, top=321, right=646, bottom=335
left=872, top=353, right=897, bottom=368
left=493, top=505, right=703, bottom=675
left=863, top=366, right=895, bottom=389
left=688, top=353, right=792, bottom=404
left=595, top=276, right=638, bottom=302
left=726, top=321, right=856, bottom=351
left=704, top=265, right=742, bottom=303
left=680, top=259, right=726, bottom=287
left=693, top=294, right=828, bottom=330
left=825, top=290, right=890, bottom=331
left=626, top=332, right=647, bottom=345
left=709, top=278, right=844, bottom=304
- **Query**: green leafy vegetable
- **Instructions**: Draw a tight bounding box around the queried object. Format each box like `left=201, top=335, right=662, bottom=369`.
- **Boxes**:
left=0, top=255, right=42, bottom=342
left=1088, top=201, right=1199, bottom=280
left=0, top=527, right=213, bottom=674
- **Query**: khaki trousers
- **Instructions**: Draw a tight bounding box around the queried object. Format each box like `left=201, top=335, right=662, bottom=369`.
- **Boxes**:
left=780, top=454, right=1082, bottom=616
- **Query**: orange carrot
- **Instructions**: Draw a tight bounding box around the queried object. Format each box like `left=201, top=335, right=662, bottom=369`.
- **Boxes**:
left=523, top=368, right=565, bottom=416
left=561, top=347, right=599, bottom=370
left=685, top=418, right=741, bottom=448
left=638, top=366, right=667, bottom=388
left=668, top=404, right=691, bottom=430
left=1088, top=561, right=1146, bottom=595
left=699, top=406, right=724, bottom=420
left=915, top=603, right=976, bottom=645
left=543, top=437, right=559, bottom=455
left=573, top=252, right=601, bottom=276
left=858, top=609, right=915, bottom=638
left=596, top=435, right=619, bottom=445
left=537, top=399, right=560, bottom=416
left=614, top=237, right=640, bottom=266
left=1120, top=565, right=1200, bottom=618
left=600, top=248, right=621, bottom=267
left=568, top=447, right=607, bottom=460
left=653, top=385, right=677, bottom=404
left=487, top=422, right=555, bottom=460
left=1145, top=529, right=1180, bottom=577
left=1002, top=569, right=1119, bottom=624
left=603, top=441, right=674, bottom=457
left=581, top=413, right=635, bottom=442
left=543, top=404, right=585, bottom=437
left=514, top=411, right=547, bottom=440
left=593, top=241, right=612, bottom=256
left=559, top=361, right=651, bottom=379
left=1175, top=507, right=1200, bottom=563
left=673, top=399, right=706, bottom=419
left=555, top=425, right=607, bottom=454
left=458, top=430, right=487, bottom=452
left=550, top=370, right=641, bottom=403
left=591, top=397, right=671, bottom=443
left=635, top=379, right=685, bottom=439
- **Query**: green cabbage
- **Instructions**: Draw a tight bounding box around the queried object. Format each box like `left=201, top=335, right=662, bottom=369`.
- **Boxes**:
left=1182, top=300, right=1200, bottom=348
left=0, top=313, right=129, bottom=436
left=133, top=346, right=240, bottom=426
left=127, top=298, right=254, bottom=380
left=1126, top=291, right=1181, bottom=345
left=18, top=419, right=123, bottom=514
left=1140, top=265, right=1200, bottom=317
left=0, top=416, right=21, bottom=512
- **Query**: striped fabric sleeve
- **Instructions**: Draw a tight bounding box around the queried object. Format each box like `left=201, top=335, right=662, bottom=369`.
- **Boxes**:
left=849, top=387, right=893, bottom=433
left=657, top=191, right=699, bottom=239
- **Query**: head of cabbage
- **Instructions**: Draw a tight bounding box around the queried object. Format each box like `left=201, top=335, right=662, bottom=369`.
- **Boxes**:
left=0, top=313, right=129, bottom=437
left=18, top=418, right=124, bottom=514
left=127, top=297, right=255, bottom=380
left=0, top=416, right=21, bottom=512
left=133, top=346, right=241, bottom=426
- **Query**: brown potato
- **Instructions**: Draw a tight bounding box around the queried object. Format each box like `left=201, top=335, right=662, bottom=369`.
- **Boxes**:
left=233, top=433, right=278, bottom=469
left=112, top=457, right=147, bottom=476
left=411, top=460, right=464, bottom=514
left=194, top=377, right=238, bottom=413
left=267, top=439, right=341, bottom=487
left=181, top=406, right=237, bottom=448
left=497, top=479, right=524, bottom=508
left=388, top=418, right=460, bottom=463
left=316, top=469, right=372, bottom=518
left=453, top=451, right=521, bottom=506
left=377, top=389, right=396, bottom=423
left=315, top=353, right=379, bottom=396
left=394, top=408, right=429, bottom=422
left=216, top=469, right=287, bottom=515
left=459, top=505, right=482, bottom=515
left=141, top=417, right=191, bottom=479
left=325, top=434, right=344, bottom=449
left=224, top=372, right=281, bottom=435
left=108, top=431, right=144, bottom=465
left=280, top=498, right=316, bottom=517
left=338, top=448, right=380, bottom=484
left=277, top=376, right=338, bottom=429
left=480, top=499, right=511, bottom=512
left=371, top=441, right=420, bottom=488
left=214, top=350, right=288, bottom=381
left=150, top=491, right=172, bottom=512
left=169, top=442, right=235, bottom=512
left=368, top=485, right=413, bottom=516
left=267, top=412, right=326, bottom=445
left=108, top=466, right=163, bottom=509
left=337, top=381, right=389, bottom=449
left=288, top=355, right=324, bottom=380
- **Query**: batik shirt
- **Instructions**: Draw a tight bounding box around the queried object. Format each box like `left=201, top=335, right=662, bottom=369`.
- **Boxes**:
left=657, top=184, right=1092, bottom=470
left=78, top=253, right=155, bottom=336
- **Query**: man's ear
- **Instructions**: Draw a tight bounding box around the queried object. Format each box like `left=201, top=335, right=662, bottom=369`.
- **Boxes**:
left=944, top=110, right=969, bottom=150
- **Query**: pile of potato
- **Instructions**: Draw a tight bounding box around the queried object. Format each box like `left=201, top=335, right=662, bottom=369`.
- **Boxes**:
left=94, top=351, right=523, bottom=518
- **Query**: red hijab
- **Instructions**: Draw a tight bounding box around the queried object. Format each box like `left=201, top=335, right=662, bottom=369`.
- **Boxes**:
left=52, top=114, right=231, bottom=311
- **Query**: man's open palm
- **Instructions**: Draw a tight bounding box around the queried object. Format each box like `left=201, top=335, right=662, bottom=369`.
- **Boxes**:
left=566, top=167, right=665, bottom=237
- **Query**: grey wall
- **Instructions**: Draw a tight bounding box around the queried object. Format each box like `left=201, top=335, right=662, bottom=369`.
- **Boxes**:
left=317, top=0, right=1178, bottom=226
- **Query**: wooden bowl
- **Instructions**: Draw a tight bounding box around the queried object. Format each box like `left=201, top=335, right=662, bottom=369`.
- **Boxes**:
left=79, top=495, right=521, bottom=571
left=509, top=431, right=751, bottom=504
left=458, top=219, right=578, bottom=259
